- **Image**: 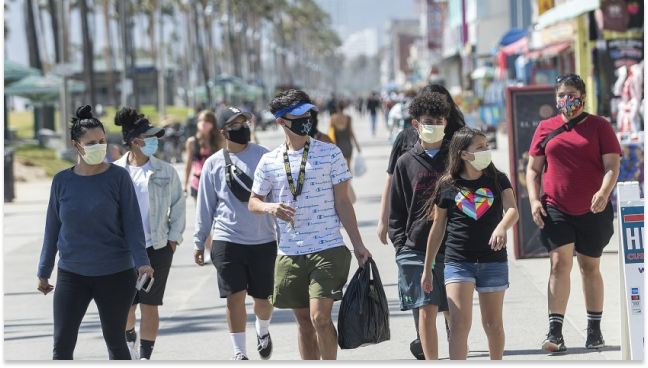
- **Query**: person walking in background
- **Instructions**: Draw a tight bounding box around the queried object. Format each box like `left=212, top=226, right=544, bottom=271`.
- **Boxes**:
left=37, top=105, right=153, bottom=360
left=249, top=89, right=372, bottom=360
left=183, top=110, right=225, bottom=264
left=113, top=107, right=186, bottom=360
left=377, top=84, right=466, bottom=359
left=331, top=100, right=361, bottom=203
left=526, top=74, right=621, bottom=352
left=366, top=92, right=381, bottom=137
left=422, top=127, right=519, bottom=360
left=194, top=107, right=277, bottom=360
left=388, top=92, right=452, bottom=360
left=307, top=110, right=334, bottom=144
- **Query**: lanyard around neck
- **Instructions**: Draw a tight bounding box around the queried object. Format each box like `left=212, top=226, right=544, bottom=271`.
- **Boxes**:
left=283, top=137, right=310, bottom=201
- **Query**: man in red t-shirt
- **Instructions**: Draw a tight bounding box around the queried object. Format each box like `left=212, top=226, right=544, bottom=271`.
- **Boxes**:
left=526, top=74, right=622, bottom=353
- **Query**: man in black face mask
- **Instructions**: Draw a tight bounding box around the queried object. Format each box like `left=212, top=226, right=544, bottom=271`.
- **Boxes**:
left=249, top=89, right=372, bottom=360
left=193, top=106, right=278, bottom=360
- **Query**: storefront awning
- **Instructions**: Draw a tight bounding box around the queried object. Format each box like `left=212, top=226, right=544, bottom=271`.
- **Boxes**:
left=526, top=42, right=572, bottom=59
left=535, top=0, right=600, bottom=30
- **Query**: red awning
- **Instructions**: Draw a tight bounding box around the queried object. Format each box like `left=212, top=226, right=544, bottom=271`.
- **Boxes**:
left=500, top=37, right=529, bottom=56
left=526, top=42, right=572, bottom=59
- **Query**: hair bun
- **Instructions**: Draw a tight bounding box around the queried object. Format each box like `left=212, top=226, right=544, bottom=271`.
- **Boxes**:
left=75, top=105, right=93, bottom=119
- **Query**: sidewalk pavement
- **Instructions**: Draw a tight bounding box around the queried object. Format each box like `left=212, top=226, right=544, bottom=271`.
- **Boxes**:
left=3, top=110, right=622, bottom=360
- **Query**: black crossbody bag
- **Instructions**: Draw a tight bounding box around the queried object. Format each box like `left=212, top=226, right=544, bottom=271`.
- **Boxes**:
left=540, top=113, right=589, bottom=149
left=222, top=149, right=254, bottom=202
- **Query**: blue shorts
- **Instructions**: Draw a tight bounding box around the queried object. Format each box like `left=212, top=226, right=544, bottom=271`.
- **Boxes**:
left=444, top=261, right=509, bottom=293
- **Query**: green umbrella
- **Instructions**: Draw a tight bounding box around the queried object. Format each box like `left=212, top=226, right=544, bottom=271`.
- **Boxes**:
left=4, top=74, right=85, bottom=104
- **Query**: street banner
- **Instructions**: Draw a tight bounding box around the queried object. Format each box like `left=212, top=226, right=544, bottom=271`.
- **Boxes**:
left=617, top=182, right=644, bottom=360
left=506, top=86, right=558, bottom=259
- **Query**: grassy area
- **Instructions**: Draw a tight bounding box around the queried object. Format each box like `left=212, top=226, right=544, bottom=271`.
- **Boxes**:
left=8, top=105, right=192, bottom=139
left=10, top=144, right=74, bottom=177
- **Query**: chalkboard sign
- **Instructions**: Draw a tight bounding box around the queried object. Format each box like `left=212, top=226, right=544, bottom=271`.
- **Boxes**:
left=506, top=86, right=558, bottom=259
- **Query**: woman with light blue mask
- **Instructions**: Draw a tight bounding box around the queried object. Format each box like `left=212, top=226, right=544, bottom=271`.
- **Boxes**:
left=113, top=107, right=186, bottom=360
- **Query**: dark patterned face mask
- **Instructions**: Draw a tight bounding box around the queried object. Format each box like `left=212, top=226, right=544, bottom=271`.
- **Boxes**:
left=282, top=116, right=312, bottom=136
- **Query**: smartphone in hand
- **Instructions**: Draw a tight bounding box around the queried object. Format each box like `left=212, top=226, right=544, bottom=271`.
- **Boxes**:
left=136, top=273, right=155, bottom=293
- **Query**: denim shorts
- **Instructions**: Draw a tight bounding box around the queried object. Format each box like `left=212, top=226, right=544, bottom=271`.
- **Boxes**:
left=444, top=261, right=509, bottom=293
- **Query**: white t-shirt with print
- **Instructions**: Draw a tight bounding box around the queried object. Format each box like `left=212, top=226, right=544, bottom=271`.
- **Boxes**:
left=252, top=139, right=352, bottom=256
left=126, top=161, right=153, bottom=248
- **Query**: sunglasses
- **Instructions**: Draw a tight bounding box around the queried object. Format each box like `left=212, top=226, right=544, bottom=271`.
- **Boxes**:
left=556, top=73, right=584, bottom=85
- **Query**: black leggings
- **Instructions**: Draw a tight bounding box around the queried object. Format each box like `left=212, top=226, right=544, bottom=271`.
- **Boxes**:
left=52, top=267, right=137, bottom=360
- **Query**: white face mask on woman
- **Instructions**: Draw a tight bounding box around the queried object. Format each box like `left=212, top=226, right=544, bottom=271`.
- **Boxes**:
left=78, top=143, right=107, bottom=165
left=466, top=149, right=492, bottom=170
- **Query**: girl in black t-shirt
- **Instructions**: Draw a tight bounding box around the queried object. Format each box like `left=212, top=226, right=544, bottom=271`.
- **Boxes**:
left=421, top=127, right=519, bottom=360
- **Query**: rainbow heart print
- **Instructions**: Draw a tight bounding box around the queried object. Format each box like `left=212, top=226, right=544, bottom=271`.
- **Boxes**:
left=455, top=188, right=494, bottom=220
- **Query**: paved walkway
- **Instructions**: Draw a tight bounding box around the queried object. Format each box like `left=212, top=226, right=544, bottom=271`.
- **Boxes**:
left=3, top=110, right=623, bottom=360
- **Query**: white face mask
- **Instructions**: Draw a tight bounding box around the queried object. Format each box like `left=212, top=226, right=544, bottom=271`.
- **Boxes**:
left=78, top=143, right=107, bottom=165
left=418, top=124, right=445, bottom=143
left=466, top=149, right=492, bottom=171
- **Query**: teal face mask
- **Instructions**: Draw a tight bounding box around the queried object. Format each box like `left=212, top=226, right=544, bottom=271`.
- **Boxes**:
left=140, top=137, right=159, bottom=157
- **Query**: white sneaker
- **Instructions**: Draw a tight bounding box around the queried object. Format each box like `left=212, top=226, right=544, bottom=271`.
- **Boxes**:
left=140, top=358, right=149, bottom=360
left=204, top=251, right=213, bottom=264
left=127, top=339, right=139, bottom=360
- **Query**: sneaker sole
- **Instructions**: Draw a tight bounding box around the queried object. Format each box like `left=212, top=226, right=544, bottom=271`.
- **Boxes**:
left=542, top=341, right=566, bottom=352
left=586, top=342, right=605, bottom=349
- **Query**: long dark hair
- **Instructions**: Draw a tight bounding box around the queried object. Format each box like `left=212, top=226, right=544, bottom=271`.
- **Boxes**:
left=114, top=107, right=149, bottom=147
left=419, top=84, right=465, bottom=139
left=424, top=127, right=505, bottom=220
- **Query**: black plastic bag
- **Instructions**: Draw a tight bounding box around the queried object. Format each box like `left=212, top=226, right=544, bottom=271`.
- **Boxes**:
left=338, top=258, right=390, bottom=349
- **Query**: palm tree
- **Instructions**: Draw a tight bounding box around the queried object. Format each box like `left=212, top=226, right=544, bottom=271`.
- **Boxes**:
left=101, top=0, right=117, bottom=107
left=79, top=0, right=97, bottom=109
left=24, top=0, right=42, bottom=70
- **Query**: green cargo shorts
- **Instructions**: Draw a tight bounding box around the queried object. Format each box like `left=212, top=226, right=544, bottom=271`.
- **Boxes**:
left=271, top=246, right=352, bottom=309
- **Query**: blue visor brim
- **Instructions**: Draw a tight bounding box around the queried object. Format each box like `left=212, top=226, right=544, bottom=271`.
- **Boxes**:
left=273, top=102, right=319, bottom=119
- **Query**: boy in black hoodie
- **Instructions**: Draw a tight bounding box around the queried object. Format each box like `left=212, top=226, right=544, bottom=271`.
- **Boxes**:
left=388, top=92, right=451, bottom=360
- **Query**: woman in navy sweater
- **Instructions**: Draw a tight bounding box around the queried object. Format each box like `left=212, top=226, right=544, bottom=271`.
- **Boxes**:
left=37, top=105, right=153, bottom=360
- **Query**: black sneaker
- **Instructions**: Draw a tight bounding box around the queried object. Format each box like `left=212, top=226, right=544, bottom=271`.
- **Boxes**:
left=585, top=328, right=605, bottom=349
left=257, top=333, right=272, bottom=360
left=409, top=339, right=425, bottom=360
left=542, top=332, right=567, bottom=352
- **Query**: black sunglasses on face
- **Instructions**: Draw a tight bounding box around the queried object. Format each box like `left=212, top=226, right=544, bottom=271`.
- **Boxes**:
left=556, top=73, right=583, bottom=85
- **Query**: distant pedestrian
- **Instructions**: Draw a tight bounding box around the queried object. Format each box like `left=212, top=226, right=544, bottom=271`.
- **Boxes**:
left=366, top=92, right=381, bottom=136
left=331, top=101, right=361, bottom=203
left=183, top=110, right=225, bottom=264
left=249, top=89, right=372, bottom=360
left=422, top=127, right=519, bottom=360
left=376, top=84, right=466, bottom=359
left=388, top=92, right=452, bottom=360
left=526, top=73, right=621, bottom=352
left=194, top=106, right=277, bottom=360
left=113, top=107, right=186, bottom=360
left=307, top=110, right=334, bottom=144
left=37, top=105, right=153, bottom=360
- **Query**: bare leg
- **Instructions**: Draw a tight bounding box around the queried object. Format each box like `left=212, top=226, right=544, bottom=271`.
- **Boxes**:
left=139, top=304, right=160, bottom=341
left=576, top=252, right=604, bottom=312
left=548, top=244, right=575, bottom=315
left=446, top=282, right=475, bottom=360
left=126, top=305, right=137, bottom=331
left=253, top=297, right=274, bottom=321
left=310, top=298, right=338, bottom=360
left=293, top=308, right=320, bottom=360
left=419, top=304, right=439, bottom=360
left=478, top=291, right=506, bottom=360
left=226, top=290, right=247, bottom=333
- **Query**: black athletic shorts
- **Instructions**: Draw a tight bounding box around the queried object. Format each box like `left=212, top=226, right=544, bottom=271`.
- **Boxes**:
left=540, top=202, right=614, bottom=258
left=211, top=240, right=277, bottom=299
left=133, top=242, right=174, bottom=306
